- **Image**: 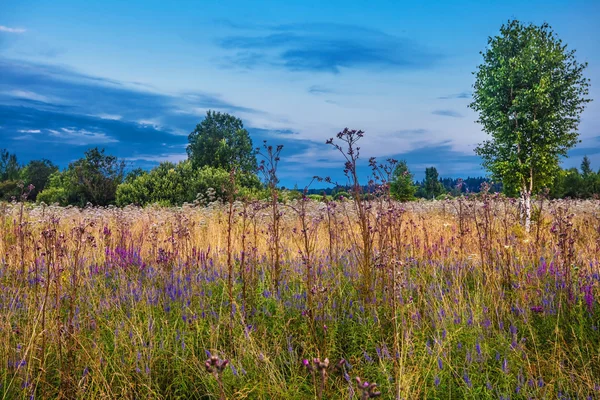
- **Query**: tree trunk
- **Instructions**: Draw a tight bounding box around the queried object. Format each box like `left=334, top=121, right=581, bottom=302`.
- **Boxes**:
left=520, top=189, right=531, bottom=233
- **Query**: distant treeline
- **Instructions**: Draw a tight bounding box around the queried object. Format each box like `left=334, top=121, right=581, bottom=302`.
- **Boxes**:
left=304, top=177, right=502, bottom=198
left=1, top=111, right=599, bottom=207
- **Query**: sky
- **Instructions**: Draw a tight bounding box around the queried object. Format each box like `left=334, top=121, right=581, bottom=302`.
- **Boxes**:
left=0, top=0, right=599, bottom=187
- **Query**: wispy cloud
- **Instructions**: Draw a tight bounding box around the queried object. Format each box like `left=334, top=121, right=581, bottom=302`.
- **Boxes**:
left=307, top=85, right=335, bottom=95
left=95, top=113, right=122, bottom=121
left=18, top=129, right=41, bottom=134
left=6, top=89, right=52, bottom=103
left=438, top=91, right=471, bottom=100
left=0, top=25, right=26, bottom=34
left=432, top=109, right=463, bottom=118
left=218, top=22, right=441, bottom=73
left=48, top=127, right=118, bottom=145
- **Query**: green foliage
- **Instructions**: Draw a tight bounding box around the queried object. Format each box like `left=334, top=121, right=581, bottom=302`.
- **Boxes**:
left=307, top=194, right=325, bottom=201
left=389, top=160, right=417, bottom=201
left=580, top=156, right=592, bottom=177
left=187, top=110, right=257, bottom=173
left=279, top=189, right=303, bottom=202
left=37, top=148, right=125, bottom=206
left=124, top=167, right=147, bottom=184
left=0, top=180, right=21, bottom=201
left=421, top=167, right=445, bottom=199
left=116, top=161, right=262, bottom=206
left=0, top=149, right=20, bottom=181
left=550, top=157, right=600, bottom=199
left=333, top=191, right=350, bottom=201
left=37, top=171, right=73, bottom=206
left=19, top=159, right=58, bottom=201
left=470, top=20, right=591, bottom=196
left=435, top=193, right=453, bottom=200
left=36, top=185, right=69, bottom=205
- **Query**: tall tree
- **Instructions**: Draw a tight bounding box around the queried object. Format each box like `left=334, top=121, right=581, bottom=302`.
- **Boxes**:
left=389, top=160, right=416, bottom=201
left=187, top=110, right=257, bottom=173
left=0, top=149, right=20, bottom=181
left=20, top=159, right=58, bottom=200
left=470, top=20, right=591, bottom=231
left=581, top=155, right=592, bottom=177
left=423, top=167, right=445, bottom=199
left=69, top=148, right=125, bottom=206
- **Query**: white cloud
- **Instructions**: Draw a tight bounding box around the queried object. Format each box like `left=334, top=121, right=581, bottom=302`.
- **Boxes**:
left=137, top=119, right=162, bottom=130
left=95, top=114, right=122, bottom=121
left=13, top=135, right=34, bottom=141
left=0, top=25, right=26, bottom=34
left=8, top=90, right=51, bottom=103
left=18, top=129, right=41, bottom=134
left=47, top=127, right=118, bottom=145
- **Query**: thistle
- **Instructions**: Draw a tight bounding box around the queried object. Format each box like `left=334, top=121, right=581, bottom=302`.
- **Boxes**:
left=205, top=355, right=228, bottom=400
left=356, top=377, right=381, bottom=399
left=302, top=357, right=345, bottom=399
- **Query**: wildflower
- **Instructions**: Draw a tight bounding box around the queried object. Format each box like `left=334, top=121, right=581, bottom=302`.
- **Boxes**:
left=356, top=377, right=381, bottom=399
left=583, top=285, right=594, bottom=312
left=463, top=371, right=472, bottom=388
left=530, top=306, right=543, bottom=313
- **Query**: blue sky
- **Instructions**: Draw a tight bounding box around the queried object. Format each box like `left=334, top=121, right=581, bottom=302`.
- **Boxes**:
left=0, top=0, right=599, bottom=187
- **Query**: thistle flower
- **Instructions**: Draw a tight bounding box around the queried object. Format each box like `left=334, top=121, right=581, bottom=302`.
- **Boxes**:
left=356, top=377, right=381, bottom=399
left=204, top=355, right=229, bottom=374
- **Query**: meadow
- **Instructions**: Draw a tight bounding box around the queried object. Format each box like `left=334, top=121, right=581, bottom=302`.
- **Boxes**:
left=0, top=194, right=599, bottom=399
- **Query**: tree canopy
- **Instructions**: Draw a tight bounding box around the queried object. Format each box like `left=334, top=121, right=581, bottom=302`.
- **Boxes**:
left=37, top=148, right=125, bottom=206
left=0, top=149, right=20, bottom=181
left=20, top=159, right=58, bottom=201
left=420, top=167, right=445, bottom=199
left=187, top=111, right=257, bottom=173
left=389, top=160, right=417, bottom=201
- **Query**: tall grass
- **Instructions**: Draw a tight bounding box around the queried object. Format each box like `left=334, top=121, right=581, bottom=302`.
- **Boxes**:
left=0, top=196, right=599, bottom=399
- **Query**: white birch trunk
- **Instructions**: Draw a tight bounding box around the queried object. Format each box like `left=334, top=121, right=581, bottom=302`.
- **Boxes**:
left=521, top=189, right=532, bottom=233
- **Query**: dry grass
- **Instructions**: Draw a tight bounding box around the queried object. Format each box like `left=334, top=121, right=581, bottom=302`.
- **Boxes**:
left=0, top=197, right=599, bottom=399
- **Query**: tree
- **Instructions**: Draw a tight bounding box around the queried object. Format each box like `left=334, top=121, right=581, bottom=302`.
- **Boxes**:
left=389, top=160, right=416, bottom=201
left=550, top=168, right=583, bottom=199
left=70, top=148, right=125, bottom=206
left=20, top=159, right=58, bottom=200
left=187, top=111, right=257, bottom=173
left=36, top=171, right=69, bottom=205
left=423, top=167, right=445, bottom=199
left=38, top=148, right=125, bottom=206
left=470, top=20, right=591, bottom=231
left=581, top=155, right=592, bottom=177
left=0, top=149, right=20, bottom=181
left=124, top=167, right=147, bottom=183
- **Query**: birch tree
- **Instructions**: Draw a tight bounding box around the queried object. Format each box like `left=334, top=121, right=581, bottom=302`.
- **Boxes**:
left=470, top=20, right=591, bottom=231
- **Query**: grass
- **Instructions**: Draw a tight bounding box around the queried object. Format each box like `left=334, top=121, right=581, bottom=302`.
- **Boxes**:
left=0, top=197, right=599, bottom=399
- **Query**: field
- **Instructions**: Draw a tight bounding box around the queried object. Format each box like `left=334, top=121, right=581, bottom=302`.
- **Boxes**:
left=0, top=196, right=599, bottom=399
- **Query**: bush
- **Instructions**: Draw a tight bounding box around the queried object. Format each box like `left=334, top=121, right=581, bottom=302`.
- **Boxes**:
left=0, top=180, right=21, bottom=201
left=116, top=161, right=262, bottom=207
left=307, top=194, right=325, bottom=202
left=37, top=186, right=69, bottom=205
left=435, top=193, right=453, bottom=201
left=333, top=191, right=350, bottom=201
